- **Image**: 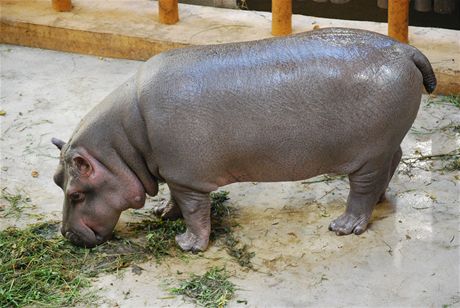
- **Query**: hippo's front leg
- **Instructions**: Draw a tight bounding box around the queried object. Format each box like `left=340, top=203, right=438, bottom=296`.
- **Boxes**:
left=169, top=185, right=211, bottom=252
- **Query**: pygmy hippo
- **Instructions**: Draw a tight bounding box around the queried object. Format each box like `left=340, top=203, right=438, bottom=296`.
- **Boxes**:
left=52, top=28, right=436, bottom=251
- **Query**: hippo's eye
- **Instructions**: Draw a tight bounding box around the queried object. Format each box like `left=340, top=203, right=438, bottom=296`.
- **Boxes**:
left=69, top=192, right=85, bottom=202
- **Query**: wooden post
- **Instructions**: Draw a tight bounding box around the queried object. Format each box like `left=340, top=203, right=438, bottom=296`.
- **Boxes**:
left=388, top=0, right=409, bottom=43
left=159, top=0, right=179, bottom=25
left=272, top=0, right=292, bottom=36
left=52, top=0, right=72, bottom=12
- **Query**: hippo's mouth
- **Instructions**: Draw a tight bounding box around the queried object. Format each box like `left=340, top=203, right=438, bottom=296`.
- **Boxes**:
left=62, top=227, right=108, bottom=248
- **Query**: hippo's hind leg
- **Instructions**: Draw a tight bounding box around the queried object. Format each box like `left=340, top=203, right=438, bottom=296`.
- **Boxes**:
left=169, top=185, right=211, bottom=252
left=152, top=193, right=183, bottom=220
left=329, top=151, right=397, bottom=235
left=378, top=146, right=402, bottom=203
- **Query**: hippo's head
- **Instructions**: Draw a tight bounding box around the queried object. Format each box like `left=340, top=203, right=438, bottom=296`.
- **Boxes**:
left=51, top=137, right=146, bottom=248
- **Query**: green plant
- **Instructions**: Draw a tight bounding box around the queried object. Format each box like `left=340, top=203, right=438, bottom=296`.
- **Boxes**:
left=171, top=267, right=235, bottom=308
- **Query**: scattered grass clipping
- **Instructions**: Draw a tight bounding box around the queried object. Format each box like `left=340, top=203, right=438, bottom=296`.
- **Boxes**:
left=129, top=191, right=233, bottom=260
left=222, top=233, right=255, bottom=269
left=0, top=222, right=147, bottom=307
left=170, top=267, right=235, bottom=308
left=210, top=191, right=233, bottom=238
left=0, top=188, right=34, bottom=218
left=209, top=191, right=255, bottom=268
left=428, top=94, right=460, bottom=109
left=128, top=219, right=186, bottom=260
left=128, top=190, right=253, bottom=264
left=444, top=94, right=460, bottom=109
left=400, top=149, right=460, bottom=175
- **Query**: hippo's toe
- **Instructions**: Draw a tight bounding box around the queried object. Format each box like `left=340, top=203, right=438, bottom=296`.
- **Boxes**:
left=328, top=213, right=370, bottom=236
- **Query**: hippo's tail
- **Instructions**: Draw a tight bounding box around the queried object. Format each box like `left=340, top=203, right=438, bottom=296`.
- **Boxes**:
left=409, top=46, right=437, bottom=94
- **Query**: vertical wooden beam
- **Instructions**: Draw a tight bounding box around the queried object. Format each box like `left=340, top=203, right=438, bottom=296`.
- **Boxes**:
left=52, top=0, right=72, bottom=12
left=272, top=0, right=292, bottom=36
left=159, top=0, right=179, bottom=25
left=388, top=0, right=409, bottom=43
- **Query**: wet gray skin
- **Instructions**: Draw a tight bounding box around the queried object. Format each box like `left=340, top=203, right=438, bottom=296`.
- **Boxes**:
left=52, top=28, right=436, bottom=251
left=52, top=139, right=149, bottom=248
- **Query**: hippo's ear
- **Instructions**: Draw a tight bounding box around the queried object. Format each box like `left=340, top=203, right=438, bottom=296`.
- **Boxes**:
left=51, top=137, right=66, bottom=150
left=73, top=156, right=93, bottom=177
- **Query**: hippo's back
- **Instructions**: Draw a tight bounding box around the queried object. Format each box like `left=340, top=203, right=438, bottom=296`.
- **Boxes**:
left=138, top=28, right=419, bottom=121
left=139, top=28, right=406, bottom=101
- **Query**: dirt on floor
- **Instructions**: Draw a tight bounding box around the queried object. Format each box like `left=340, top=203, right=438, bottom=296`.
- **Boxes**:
left=1, top=45, right=459, bottom=307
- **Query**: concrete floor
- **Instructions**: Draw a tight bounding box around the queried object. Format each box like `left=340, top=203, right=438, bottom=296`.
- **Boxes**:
left=1, top=45, right=459, bottom=307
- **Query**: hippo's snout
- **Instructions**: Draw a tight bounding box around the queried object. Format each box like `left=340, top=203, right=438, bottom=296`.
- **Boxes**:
left=65, top=231, right=87, bottom=247
left=61, top=226, right=105, bottom=248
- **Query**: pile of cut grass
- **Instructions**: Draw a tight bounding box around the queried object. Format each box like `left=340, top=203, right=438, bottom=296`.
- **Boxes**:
left=210, top=191, right=232, bottom=217
left=0, top=190, right=251, bottom=307
left=0, top=222, right=147, bottom=307
left=210, top=191, right=233, bottom=239
left=170, top=267, right=235, bottom=308
left=128, top=190, right=247, bottom=263
left=128, top=218, right=186, bottom=260
left=126, top=191, right=232, bottom=261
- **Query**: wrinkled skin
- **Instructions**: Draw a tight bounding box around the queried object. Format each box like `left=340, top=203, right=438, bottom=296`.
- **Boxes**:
left=53, top=140, right=147, bottom=247
left=53, top=28, right=436, bottom=251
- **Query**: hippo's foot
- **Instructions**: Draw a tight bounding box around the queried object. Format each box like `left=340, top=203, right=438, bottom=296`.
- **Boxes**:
left=329, top=154, right=397, bottom=236
left=152, top=197, right=182, bottom=220
left=176, top=229, right=209, bottom=252
left=328, top=212, right=370, bottom=235
left=168, top=185, right=211, bottom=252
